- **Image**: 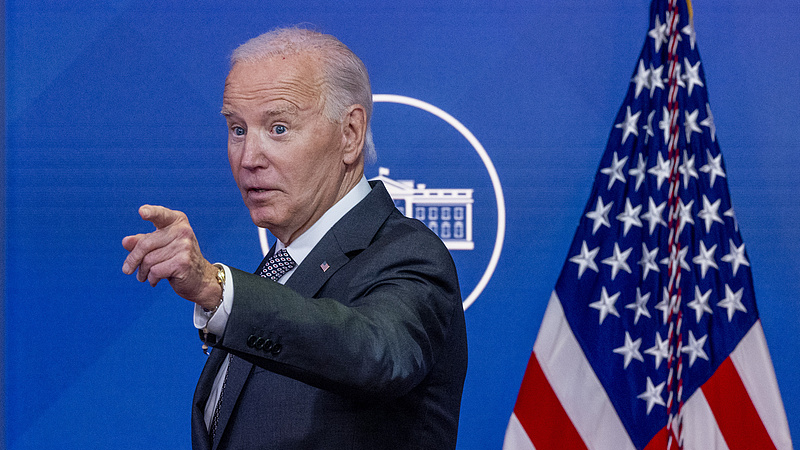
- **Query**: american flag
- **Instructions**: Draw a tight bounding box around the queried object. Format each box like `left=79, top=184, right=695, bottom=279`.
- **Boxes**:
left=503, top=1, right=793, bottom=449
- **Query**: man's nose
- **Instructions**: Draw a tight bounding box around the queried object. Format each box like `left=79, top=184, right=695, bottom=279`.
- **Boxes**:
left=241, top=132, right=269, bottom=170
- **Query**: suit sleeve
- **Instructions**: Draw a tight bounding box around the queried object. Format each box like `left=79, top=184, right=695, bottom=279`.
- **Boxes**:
left=212, top=219, right=465, bottom=401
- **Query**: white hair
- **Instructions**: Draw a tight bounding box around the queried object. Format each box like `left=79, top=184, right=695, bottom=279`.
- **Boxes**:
left=231, top=27, right=376, bottom=163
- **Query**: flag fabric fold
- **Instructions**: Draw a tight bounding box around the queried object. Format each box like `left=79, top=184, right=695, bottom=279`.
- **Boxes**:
left=503, top=0, right=792, bottom=448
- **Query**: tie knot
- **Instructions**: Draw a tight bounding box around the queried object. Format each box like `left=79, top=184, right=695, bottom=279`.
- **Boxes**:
left=259, top=248, right=296, bottom=281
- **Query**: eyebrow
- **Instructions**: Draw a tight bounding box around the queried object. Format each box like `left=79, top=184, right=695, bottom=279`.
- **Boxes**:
left=260, top=105, right=298, bottom=120
left=220, top=104, right=299, bottom=119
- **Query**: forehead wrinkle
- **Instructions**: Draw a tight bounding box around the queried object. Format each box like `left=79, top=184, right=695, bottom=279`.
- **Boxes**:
left=223, top=57, right=328, bottom=117
left=260, top=103, right=299, bottom=121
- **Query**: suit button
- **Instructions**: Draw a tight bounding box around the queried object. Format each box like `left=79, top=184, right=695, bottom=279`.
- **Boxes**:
left=262, top=339, right=273, bottom=352
left=271, top=343, right=282, bottom=355
left=254, top=337, right=265, bottom=350
left=246, top=335, right=258, bottom=347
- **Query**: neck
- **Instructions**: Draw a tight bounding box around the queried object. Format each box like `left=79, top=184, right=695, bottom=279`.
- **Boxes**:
left=279, top=164, right=364, bottom=246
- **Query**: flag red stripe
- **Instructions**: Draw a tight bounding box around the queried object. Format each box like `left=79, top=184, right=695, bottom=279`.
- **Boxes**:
left=643, top=427, right=680, bottom=450
left=702, top=358, right=777, bottom=450
left=513, top=353, right=588, bottom=450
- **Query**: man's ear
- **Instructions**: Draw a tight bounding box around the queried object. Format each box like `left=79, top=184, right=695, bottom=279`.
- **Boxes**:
left=341, top=104, right=367, bottom=165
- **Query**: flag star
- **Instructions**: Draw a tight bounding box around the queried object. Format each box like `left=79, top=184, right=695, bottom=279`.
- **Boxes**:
left=660, top=246, right=691, bottom=272
left=648, top=64, right=666, bottom=98
left=679, top=150, right=699, bottom=189
left=692, top=240, right=719, bottom=278
left=613, top=331, right=644, bottom=369
left=626, top=287, right=652, bottom=325
left=645, top=332, right=670, bottom=369
left=569, top=241, right=600, bottom=279
left=641, top=197, right=667, bottom=235
left=590, top=286, right=621, bottom=324
left=658, top=106, right=671, bottom=144
left=721, top=239, right=750, bottom=276
left=700, top=103, right=716, bottom=142
left=616, top=198, right=643, bottom=236
left=638, top=243, right=660, bottom=279
left=700, top=149, right=726, bottom=188
left=682, top=58, right=704, bottom=96
left=677, top=198, right=695, bottom=235
left=698, top=195, right=724, bottom=232
left=718, top=284, right=747, bottom=321
left=656, top=287, right=676, bottom=324
left=601, top=152, right=629, bottom=190
left=687, top=285, right=713, bottom=323
left=682, top=21, right=697, bottom=50
left=629, top=153, right=648, bottom=191
left=681, top=330, right=709, bottom=367
left=648, top=151, right=672, bottom=190
left=643, top=110, right=656, bottom=145
left=648, top=14, right=669, bottom=53
left=615, top=106, right=641, bottom=145
left=631, top=60, right=651, bottom=99
left=637, top=377, right=667, bottom=415
left=724, top=206, right=739, bottom=232
left=684, top=109, right=702, bottom=143
left=602, top=243, right=633, bottom=280
left=586, top=197, right=613, bottom=235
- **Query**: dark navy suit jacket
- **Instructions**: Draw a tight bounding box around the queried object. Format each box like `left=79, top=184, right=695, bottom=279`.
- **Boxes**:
left=191, top=181, right=468, bottom=449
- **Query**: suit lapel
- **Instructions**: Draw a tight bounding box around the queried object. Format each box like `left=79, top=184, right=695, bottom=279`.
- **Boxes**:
left=284, top=236, right=348, bottom=297
left=285, top=181, right=395, bottom=298
left=192, top=348, right=227, bottom=450
left=212, top=355, right=254, bottom=449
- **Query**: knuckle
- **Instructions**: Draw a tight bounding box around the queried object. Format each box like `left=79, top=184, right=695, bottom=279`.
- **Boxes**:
left=174, top=224, right=194, bottom=240
left=174, top=252, right=192, bottom=268
left=140, top=253, right=156, bottom=269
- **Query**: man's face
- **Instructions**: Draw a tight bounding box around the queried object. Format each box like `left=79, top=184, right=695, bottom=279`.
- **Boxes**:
left=222, top=53, right=351, bottom=244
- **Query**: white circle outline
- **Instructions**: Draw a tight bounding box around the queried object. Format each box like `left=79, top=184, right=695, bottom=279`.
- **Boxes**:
left=258, top=94, right=506, bottom=310
left=373, top=94, right=505, bottom=310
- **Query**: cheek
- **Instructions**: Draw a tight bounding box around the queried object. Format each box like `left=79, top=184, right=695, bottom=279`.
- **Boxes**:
left=227, top=153, right=239, bottom=182
left=227, top=145, right=244, bottom=177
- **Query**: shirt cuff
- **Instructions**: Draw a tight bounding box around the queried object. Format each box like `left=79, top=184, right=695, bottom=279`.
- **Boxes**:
left=192, top=263, right=234, bottom=336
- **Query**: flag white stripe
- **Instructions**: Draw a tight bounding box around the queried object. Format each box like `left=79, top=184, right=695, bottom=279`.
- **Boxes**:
left=729, top=321, right=794, bottom=450
left=503, top=412, right=537, bottom=450
left=534, top=292, right=636, bottom=450
left=681, top=388, right=731, bottom=450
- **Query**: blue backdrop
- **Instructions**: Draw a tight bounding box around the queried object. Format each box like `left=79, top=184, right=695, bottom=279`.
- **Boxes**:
left=4, top=1, right=799, bottom=448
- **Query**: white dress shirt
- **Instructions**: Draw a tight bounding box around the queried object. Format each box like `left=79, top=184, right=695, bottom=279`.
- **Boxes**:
left=193, top=176, right=371, bottom=431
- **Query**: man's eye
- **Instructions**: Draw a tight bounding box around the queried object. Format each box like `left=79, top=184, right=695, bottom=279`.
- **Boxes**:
left=273, top=125, right=287, bottom=135
left=232, top=126, right=245, bottom=136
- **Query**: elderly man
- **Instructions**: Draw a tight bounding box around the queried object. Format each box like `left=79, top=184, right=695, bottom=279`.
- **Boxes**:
left=122, top=27, right=467, bottom=449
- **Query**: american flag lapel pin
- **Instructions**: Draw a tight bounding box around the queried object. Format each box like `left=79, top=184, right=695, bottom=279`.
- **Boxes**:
left=320, top=261, right=330, bottom=272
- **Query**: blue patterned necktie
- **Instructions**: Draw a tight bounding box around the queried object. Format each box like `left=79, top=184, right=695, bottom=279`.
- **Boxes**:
left=209, top=248, right=296, bottom=441
left=257, top=248, right=296, bottom=281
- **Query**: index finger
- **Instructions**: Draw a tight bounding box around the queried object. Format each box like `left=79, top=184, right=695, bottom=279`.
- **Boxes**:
left=139, top=204, right=184, bottom=230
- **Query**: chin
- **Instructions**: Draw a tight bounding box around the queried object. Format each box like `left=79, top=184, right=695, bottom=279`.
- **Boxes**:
left=247, top=208, right=277, bottom=229
left=250, top=217, right=274, bottom=230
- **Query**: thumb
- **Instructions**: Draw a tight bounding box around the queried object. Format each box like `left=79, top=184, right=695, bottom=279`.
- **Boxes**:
left=139, top=204, right=183, bottom=229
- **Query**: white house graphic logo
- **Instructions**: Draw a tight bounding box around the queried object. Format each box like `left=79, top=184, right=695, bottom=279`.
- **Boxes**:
left=370, top=167, right=474, bottom=251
